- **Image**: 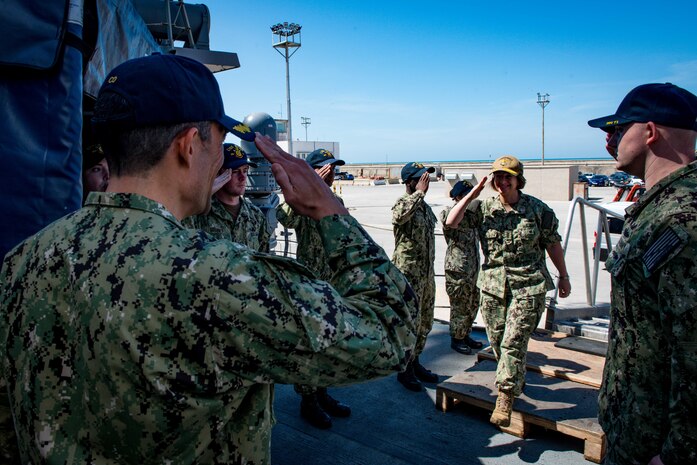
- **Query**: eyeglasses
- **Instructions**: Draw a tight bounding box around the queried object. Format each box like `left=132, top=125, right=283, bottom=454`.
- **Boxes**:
left=611, top=123, right=633, bottom=145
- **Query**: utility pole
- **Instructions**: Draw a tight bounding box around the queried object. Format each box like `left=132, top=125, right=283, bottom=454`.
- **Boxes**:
left=537, top=92, right=550, bottom=165
left=271, top=22, right=302, bottom=156
left=301, top=116, right=311, bottom=141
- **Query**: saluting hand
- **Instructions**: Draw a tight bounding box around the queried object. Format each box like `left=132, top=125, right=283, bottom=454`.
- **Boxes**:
left=255, top=134, right=348, bottom=220
left=211, top=169, right=231, bottom=194
left=316, top=164, right=334, bottom=184
left=415, top=172, right=430, bottom=194
left=471, top=175, right=488, bottom=199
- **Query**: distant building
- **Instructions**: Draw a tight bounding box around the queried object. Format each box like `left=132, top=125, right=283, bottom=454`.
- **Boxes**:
left=275, top=118, right=341, bottom=162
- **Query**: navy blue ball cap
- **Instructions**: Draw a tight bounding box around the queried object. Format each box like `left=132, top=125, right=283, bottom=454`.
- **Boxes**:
left=588, top=83, right=697, bottom=132
left=92, top=54, right=255, bottom=141
left=449, top=180, right=474, bottom=199
left=222, top=143, right=257, bottom=170
left=401, top=162, right=435, bottom=182
left=306, top=149, right=345, bottom=168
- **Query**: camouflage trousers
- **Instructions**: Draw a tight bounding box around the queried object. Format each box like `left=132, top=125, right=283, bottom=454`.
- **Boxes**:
left=445, top=270, right=480, bottom=339
left=403, top=270, right=436, bottom=357
left=479, top=288, right=545, bottom=397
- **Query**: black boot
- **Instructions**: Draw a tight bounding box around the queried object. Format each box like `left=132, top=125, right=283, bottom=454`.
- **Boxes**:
left=451, top=337, right=472, bottom=355
left=413, top=357, right=439, bottom=383
left=300, top=393, right=332, bottom=429
left=397, top=362, right=422, bottom=392
left=317, top=388, right=351, bottom=417
left=464, top=334, right=483, bottom=349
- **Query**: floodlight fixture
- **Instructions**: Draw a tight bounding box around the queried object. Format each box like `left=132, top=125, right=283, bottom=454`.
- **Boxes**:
left=271, top=22, right=302, bottom=37
left=271, top=21, right=302, bottom=155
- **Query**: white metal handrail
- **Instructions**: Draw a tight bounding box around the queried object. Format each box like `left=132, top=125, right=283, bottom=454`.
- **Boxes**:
left=551, top=196, right=627, bottom=307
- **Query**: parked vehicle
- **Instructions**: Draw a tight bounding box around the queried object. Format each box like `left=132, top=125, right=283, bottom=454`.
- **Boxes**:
left=613, top=184, right=646, bottom=202
left=587, top=174, right=609, bottom=187
left=577, top=172, right=593, bottom=183
left=335, top=172, right=354, bottom=181
left=609, top=171, right=632, bottom=187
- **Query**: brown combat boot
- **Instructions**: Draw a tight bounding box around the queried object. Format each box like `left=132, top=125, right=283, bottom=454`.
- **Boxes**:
left=490, top=390, right=514, bottom=427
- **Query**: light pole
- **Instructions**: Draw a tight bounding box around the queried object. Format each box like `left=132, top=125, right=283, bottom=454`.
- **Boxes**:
left=301, top=116, right=311, bottom=141
left=537, top=92, right=550, bottom=165
left=271, top=22, right=302, bottom=156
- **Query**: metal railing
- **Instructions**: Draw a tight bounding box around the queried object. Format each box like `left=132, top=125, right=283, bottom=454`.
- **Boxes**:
left=553, top=196, right=626, bottom=307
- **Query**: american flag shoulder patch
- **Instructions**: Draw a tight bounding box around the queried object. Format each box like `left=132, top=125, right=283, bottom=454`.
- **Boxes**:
left=642, top=226, right=687, bottom=276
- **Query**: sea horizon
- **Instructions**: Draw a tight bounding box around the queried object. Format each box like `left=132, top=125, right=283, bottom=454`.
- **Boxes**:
left=349, top=156, right=612, bottom=166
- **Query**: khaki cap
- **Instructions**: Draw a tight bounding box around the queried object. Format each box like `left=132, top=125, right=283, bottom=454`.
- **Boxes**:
left=491, top=156, right=523, bottom=176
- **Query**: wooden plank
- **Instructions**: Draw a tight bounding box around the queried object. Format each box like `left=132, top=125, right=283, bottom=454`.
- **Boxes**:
left=436, top=360, right=606, bottom=464
left=476, top=332, right=605, bottom=388
left=555, top=336, right=607, bottom=357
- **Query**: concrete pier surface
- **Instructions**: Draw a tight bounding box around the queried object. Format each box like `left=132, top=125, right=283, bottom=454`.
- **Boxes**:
left=275, top=180, right=617, bottom=329
left=271, top=180, right=619, bottom=464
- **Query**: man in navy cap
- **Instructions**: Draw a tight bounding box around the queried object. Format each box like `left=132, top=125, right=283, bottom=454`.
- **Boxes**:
left=185, top=143, right=270, bottom=252
left=588, top=83, right=697, bottom=465
left=392, top=162, right=439, bottom=391
left=0, top=54, right=417, bottom=464
left=276, top=148, right=352, bottom=429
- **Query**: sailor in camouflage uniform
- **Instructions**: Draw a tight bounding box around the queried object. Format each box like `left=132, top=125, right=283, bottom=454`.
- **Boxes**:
left=276, top=149, right=352, bottom=429
left=445, top=155, right=570, bottom=427
left=392, top=162, right=439, bottom=391
left=0, top=54, right=417, bottom=465
left=440, top=180, right=483, bottom=355
left=184, top=143, right=270, bottom=253
left=588, top=83, right=697, bottom=465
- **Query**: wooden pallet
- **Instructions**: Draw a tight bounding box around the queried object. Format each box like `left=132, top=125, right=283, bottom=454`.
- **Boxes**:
left=476, top=331, right=605, bottom=388
left=436, top=360, right=606, bottom=463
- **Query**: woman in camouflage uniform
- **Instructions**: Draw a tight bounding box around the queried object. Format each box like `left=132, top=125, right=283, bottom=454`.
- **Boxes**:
left=445, top=155, right=570, bottom=428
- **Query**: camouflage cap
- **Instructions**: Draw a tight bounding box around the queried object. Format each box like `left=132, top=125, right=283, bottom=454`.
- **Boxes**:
left=491, top=156, right=523, bottom=176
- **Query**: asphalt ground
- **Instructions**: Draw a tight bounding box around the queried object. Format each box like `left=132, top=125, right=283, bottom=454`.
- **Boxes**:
left=270, top=181, right=618, bottom=464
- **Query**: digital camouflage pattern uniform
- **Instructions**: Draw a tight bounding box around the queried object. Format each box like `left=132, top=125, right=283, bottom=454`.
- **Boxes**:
left=0, top=192, right=417, bottom=465
left=461, top=194, right=560, bottom=396
left=392, top=190, right=436, bottom=357
left=600, top=162, right=697, bottom=465
left=439, top=205, right=480, bottom=339
left=184, top=196, right=271, bottom=253
left=0, top=393, right=15, bottom=462
left=276, top=195, right=346, bottom=396
left=183, top=195, right=275, bottom=444
left=277, top=194, right=345, bottom=281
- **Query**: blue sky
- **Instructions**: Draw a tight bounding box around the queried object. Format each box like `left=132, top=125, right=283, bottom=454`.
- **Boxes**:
left=206, top=0, right=697, bottom=164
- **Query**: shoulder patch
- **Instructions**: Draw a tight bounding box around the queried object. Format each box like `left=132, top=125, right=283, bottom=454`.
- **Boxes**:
left=642, top=226, right=687, bottom=276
